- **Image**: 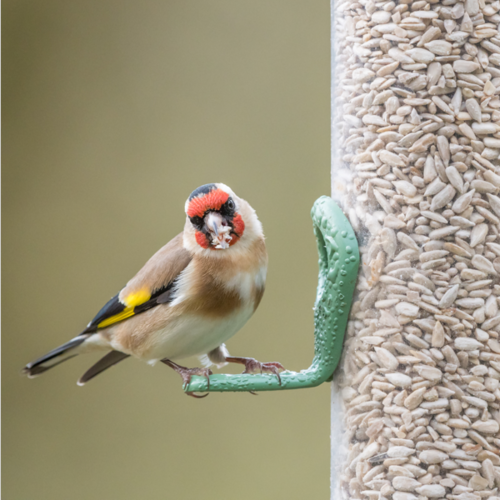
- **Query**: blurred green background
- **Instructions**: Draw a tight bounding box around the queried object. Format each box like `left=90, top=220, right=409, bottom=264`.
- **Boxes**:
left=3, top=1, right=330, bottom=499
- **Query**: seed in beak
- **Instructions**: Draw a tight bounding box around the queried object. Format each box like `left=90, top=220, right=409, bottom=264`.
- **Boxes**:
left=204, top=212, right=232, bottom=249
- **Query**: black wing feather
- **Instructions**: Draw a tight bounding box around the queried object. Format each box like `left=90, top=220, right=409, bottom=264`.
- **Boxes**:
left=82, top=283, right=177, bottom=334
left=134, top=283, right=175, bottom=313
left=83, top=293, right=126, bottom=334
left=81, top=233, right=191, bottom=334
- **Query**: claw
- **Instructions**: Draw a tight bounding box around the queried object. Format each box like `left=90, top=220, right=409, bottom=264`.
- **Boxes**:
left=186, top=391, right=209, bottom=399
left=225, top=356, right=284, bottom=386
left=261, top=362, right=284, bottom=385
left=161, top=359, right=212, bottom=398
left=267, top=366, right=282, bottom=386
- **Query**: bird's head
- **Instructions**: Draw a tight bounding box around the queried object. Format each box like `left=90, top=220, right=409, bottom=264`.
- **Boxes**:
left=184, top=183, right=263, bottom=253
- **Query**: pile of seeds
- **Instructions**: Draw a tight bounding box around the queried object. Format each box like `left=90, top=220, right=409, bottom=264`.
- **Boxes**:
left=332, top=0, right=500, bottom=497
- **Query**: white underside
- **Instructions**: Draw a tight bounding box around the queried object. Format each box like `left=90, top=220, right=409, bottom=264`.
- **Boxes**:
left=111, top=306, right=255, bottom=364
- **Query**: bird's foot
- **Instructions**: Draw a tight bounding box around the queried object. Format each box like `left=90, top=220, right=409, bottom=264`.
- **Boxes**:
left=161, top=359, right=212, bottom=398
left=225, top=356, right=285, bottom=385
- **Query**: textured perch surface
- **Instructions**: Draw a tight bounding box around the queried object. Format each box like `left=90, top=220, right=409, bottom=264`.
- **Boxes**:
left=184, top=195, right=359, bottom=394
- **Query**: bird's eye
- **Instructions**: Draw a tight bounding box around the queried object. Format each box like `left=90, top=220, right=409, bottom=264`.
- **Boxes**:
left=189, top=215, right=204, bottom=230
left=227, top=198, right=235, bottom=211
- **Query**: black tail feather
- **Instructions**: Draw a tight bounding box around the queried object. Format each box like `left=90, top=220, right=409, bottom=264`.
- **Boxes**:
left=78, top=351, right=129, bottom=385
left=23, top=336, right=87, bottom=377
left=26, top=354, right=79, bottom=377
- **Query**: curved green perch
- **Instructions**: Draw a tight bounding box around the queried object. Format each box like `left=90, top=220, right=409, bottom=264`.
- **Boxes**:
left=184, top=196, right=359, bottom=394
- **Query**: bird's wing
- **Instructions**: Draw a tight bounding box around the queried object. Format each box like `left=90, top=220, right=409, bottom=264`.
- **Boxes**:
left=82, top=233, right=191, bottom=334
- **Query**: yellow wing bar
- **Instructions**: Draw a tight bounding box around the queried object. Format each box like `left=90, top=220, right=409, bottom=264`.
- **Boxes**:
left=97, top=289, right=151, bottom=329
left=123, top=289, right=151, bottom=307
left=98, top=307, right=135, bottom=328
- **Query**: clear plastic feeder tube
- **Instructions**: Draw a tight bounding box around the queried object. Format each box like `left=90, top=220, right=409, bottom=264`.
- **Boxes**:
left=330, top=0, right=500, bottom=497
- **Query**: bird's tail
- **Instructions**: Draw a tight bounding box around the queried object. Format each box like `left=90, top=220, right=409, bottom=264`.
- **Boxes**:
left=23, top=335, right=89, bottom=377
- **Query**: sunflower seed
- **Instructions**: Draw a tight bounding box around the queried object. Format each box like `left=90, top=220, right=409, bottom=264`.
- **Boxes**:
left=333, top=0, right=500, bottom=492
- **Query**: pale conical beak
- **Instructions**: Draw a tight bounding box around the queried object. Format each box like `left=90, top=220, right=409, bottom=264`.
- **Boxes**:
left=204, top=212, right=232, bottom=249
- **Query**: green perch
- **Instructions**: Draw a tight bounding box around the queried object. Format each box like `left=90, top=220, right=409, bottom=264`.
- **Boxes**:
left=184, top=195, right=360, bottom=394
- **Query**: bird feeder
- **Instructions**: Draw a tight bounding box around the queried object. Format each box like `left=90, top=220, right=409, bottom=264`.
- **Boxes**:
left=185, top=195, right=360, bottom=394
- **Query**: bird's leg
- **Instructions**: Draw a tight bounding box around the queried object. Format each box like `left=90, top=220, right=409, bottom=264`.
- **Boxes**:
left=161, top=359, right=212, bottom=398
left=224, top=356, right=285, bottom=385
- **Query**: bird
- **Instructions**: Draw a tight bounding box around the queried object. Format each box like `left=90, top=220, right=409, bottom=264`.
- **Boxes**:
left=23, top=183, right=284, bottom=397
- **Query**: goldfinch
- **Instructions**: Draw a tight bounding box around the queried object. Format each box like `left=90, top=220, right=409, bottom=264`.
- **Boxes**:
left=24, top=183, right=283, bottom=397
